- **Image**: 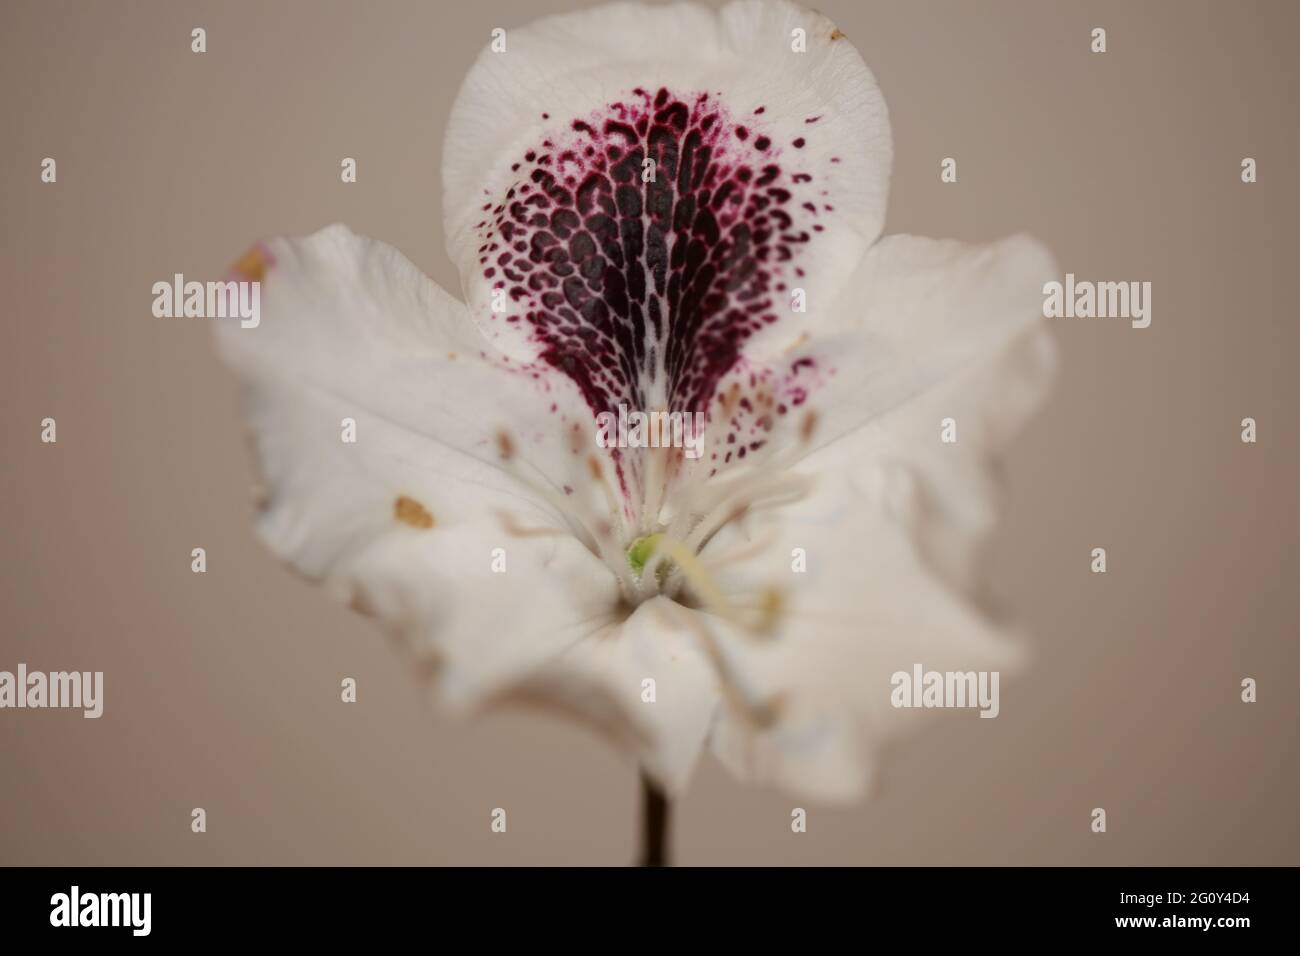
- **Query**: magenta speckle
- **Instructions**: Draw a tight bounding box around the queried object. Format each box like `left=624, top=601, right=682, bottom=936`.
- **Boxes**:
left=476, top=87, right=831, bottom=462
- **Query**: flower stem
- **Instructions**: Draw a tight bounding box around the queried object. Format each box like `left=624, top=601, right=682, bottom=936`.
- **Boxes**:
left=638, top=770, right=670, bottom=867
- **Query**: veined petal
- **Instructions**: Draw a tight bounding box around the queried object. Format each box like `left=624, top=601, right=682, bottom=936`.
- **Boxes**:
left=216, top=224, right=622, bottom=705
left=507, top=595, right=719, bottom=796
left=692, top=235, right=1058, bottom=800
left=658, top=233, right=1056, bottom=566
left=217, top=224, right=613, bottom=491
left=442, top=0, right=891, bottom=434
left=797, top=233, right=1058, bottom=455
left=767, top=233, right=1059, bottom=593
left=702, top=464, right=1029, bottom=801
left=812, top=324, right=1056, bottom=594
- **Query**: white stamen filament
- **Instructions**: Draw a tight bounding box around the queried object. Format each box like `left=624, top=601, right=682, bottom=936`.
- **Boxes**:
left=493, top=430, right=639, bottom=598
left=494, top=401, right=815, bottom=612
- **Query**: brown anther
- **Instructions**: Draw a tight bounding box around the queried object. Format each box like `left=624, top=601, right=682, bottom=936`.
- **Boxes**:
left=800, top=410, right=819, bottom=443
left=720, top=383, right=741, bottom=417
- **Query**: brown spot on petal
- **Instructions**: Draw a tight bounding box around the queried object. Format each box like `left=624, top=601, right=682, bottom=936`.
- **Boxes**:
left=497, top=430, right=515, bottom=461
left=231, top=244, right=269, bottom=282
left=348, top=587, right=376, bottom=616
left=830, top=28, right=846, bottom=41
left=752, top=691, right=788, bottom=729
left=567, top=421, right=586, bottom=454
left=754, top=587, right=784, bottom=637
left=250, top=481, right=269, bottom=513
left=394, top=495, right=435, bottom=529
left=412, top=652, right=444, bottom=685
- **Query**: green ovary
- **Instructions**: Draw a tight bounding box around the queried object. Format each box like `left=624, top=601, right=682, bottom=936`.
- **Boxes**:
left=627, top=534, right=673, bottom=583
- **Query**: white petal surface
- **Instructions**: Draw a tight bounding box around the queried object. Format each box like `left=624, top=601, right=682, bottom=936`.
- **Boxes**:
left=802, top=233, right=1058, bottom=451
left=508, top=595, right=720, bottom=796
left=703, top=465, right=1030, bottom=801
left=694, top=234, right=1058, bottom=800
left=790, top=232, right=1060, bottom=591
left=216, top=224, right=623, bottom=706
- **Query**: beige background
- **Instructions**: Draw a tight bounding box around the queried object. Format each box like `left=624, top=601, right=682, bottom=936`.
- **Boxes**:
left=1, top=0, right=1296, bottom=865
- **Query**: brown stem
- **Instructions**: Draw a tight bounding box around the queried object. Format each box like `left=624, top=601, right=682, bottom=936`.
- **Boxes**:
left=638, top=770, right=670, bottom=867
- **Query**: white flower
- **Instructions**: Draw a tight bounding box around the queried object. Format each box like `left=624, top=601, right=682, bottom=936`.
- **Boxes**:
left=216, top=0, right=1057, bottom=802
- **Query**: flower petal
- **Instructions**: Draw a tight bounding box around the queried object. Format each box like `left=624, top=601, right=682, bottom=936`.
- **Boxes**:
left=703, top=463, right=1030, bottom=802
left=799, top=233, right=1057, bottom=451
left=507, top=595, right=719, bottom=796
left=694, top=234, right=1058, bottom=800
left=441, top=0, right=891, bottom=415
left=691, top=232, right=1056, bottom=482
left=216, top=224, right=622, bottom=705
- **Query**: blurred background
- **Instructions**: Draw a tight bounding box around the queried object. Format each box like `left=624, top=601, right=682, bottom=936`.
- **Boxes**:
left=1, top=0, right=1296, bottom=865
